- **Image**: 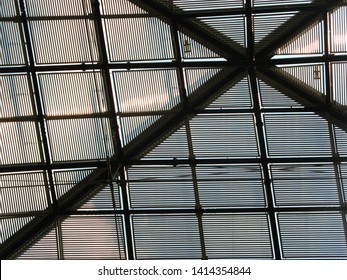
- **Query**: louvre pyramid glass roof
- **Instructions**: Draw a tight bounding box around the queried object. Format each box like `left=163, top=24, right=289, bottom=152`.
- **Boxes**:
left=1, top=0, right=347, bottom=259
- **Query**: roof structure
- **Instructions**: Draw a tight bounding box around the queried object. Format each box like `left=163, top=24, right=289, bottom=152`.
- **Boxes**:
left=1, top=0, right=347, bottom=259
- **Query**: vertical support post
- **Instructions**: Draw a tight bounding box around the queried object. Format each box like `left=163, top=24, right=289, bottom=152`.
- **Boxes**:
left=17, top=0, right=57, bottom=211
left=324, top=8, right=347, bottom=244
left=169, top=19, right=208, bottom=259
left=246, top=0, right=282, bottom=260
left=90, top=0, right=134, bottom=259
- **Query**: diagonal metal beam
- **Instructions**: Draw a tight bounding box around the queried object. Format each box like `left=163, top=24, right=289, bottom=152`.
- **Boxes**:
left=132, top=0, right=246, bottom=60
left=0, top=167, right=110, bottom=259
left=258, top=67, right=347, bottom=133
left=124, top=68, right=244, bottom=160
left=0, top=65, right=244, bottom=259
left=256, top=0, right=342, bottom=59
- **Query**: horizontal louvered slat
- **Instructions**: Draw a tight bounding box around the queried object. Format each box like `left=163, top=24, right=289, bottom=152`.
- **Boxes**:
left=259, top=79, right=301, bottom=108
left=120, top=115, right=162, bottom=146
left=29, top=20, right=99, bottom=64
left=132, top=215, right=201, bottom=259
left=0, top=74, right=33, bottom=118
left=0, top=0, right=17, bottom=17
left=190, top=114, right=259, bottom=158
left=53, top=169, right=95, bottom=199
left=39, top=72, right=107, bottom=116
left=264, top=113, right=332, bottom=157
left=271, top=164, right=340, bottom=206
left=196, top=164, right=265, bottom=207
left=0, top=216, right=34, bottom=244
left=332, top=63, right=347, bottom=106
left=278, top=64, right=325, bottom=94
left=253, top=0, right=314, bottom=7
left=101, top=0, right=147, bottom=15
left=78, top=185, right=122, bottom=211
left=179, top=31, right=220, bottom=59
left=61, top=215, right=125, bottom=259
left=330, top=6, right=347, bottom=53
left=17, top=227, right=58, bottom=260
left=254, top=13, right=296, bottom=44
left=47, top=118, right=113, bottom=161
left=335, top=126, right=347, bottom=156
left=203, top=214, right=273, bottom=259
left=195, top=16, right=246, bottom=49
left=0, top=172, right=48, bottom=214
left=104, top=17, right=174, bottom=62
left=144, top=124, right=190, bottom=159
left=339, top=163, right=347, bottom=201
left=0, top=21, right=26, bottom=66
left=206, top=76, right=252, bottom=109
left=127, top=165, right=195, bottom=208
left=275, top=20, right=323, bottom=55
left=0, top=121, right=42, bottom=164
left=173, top=0, right=243, bottom=10
left=25, top=0, right=92, bottom=16
left=278, top=213, right=347, bottom=258
left=113, top=70, right=181, bottom=113
left=185, top=68, right=222, bottom=95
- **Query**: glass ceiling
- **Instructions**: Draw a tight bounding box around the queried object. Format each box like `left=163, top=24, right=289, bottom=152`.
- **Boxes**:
left=1, top=0, right=347, bottom=260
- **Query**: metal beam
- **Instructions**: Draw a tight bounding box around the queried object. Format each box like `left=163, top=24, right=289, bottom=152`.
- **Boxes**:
left=133, top=0, right=246, bottom=60
left=15, top=0, right=57, bottom=213
left=246, top=0, right=282, bottom=260
left=0, top=70, right=244, bottom=260
left=3, top=154, right=347, bottom=175
left=2, top=54, right=347, bottom=74
left=256, top=0, right=342, bottom=59
left=0, top=166, right=112, bottom=259
left=63, top=205, right=347, bottom=216
left=124, top=67, right=244, bottom=161
left=258, top=67, right=347, bottom=133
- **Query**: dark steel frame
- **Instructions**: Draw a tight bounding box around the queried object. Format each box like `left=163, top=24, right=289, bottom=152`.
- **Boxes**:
left=1, top=0, right=347, bottom=259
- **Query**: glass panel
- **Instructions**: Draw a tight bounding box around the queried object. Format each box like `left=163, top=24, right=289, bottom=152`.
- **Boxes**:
left=264, top=113, right=332, bottom=157
left=0, top=74, right=33, bottom=118
left=205, top=76, right=253, bottom=109
left=330, top=6, right=347, bottom=53
left=0, top=121, right=42, bottom=164
left=271, top=164, right=340, bottom=206
left=61, top=215, right=125, bottom=260
left=173, top=0, right=243, bottom=11
left=331, top=62, right=347, bottom=106
left=196, top=164, right=265, bottom=208
left=47, top=118, right=113, bottom=161
left=29, top=20, right=99, bottom=64
left=132, top=215, right=201, bottom=259
left=25, top=0, right=92, bottom=16
left=104, top=17, right=174, bottom=62
left=0, top=172, right=48, bottom=215
left=275, top=20, right=323, bottom=55
left=53, top=169, right=95, bottom=199
left=0, top=21, right=26, bottom=66
left=127, top=165, right=195, bottom=208
left=277, top=64, right=326, bottom=94
left=39, top=72, right=107, bottom=116
left=278, top=212, right=347, bottom=258
left=0, top=216, right=35, bottom=244
left=190, top=114, right=259, bottom=158
left=203, top=213, right=273, bottom=258
left=17, top=227, right=58, bottom=260
left=113, top=70, right=180, bottom=113
left=253, top=0, right=314, bottom=7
